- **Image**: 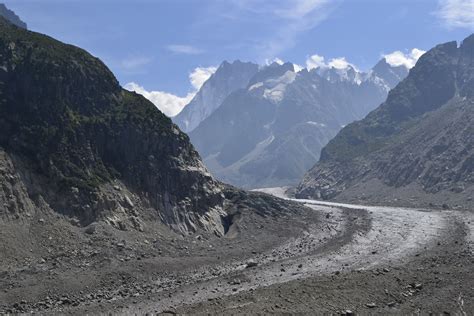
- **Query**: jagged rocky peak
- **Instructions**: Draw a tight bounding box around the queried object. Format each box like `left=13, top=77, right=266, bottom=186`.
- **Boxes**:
left=173, top=59, right=258, bottom=132
left=248, top=62, right=295, bottom=86
left=0, top=4, right=27, bottom=29
left=371, top=58, right=409, bottom=89
left=0, top=18, right=227, bottom=236
left=317, top=65, right=362, bottom=84
left=296, top=34, right=474, bottom=208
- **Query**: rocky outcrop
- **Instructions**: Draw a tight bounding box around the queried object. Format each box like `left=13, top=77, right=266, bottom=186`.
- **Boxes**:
left=0, top=4, right=26, bottom=29
left=0, top=18, right=227, bottom=235
left=296, top=34, right=474, bottom=208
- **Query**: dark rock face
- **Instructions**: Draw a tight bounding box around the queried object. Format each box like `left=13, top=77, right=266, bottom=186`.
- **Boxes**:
left=189, top=60, right=407, bottom=189
left=173, top=60, right=259, bottom=133
left=0, top=19, right=226, bottom=235
left=296, top=34, right=474, bottom=205
left=0, top=4, right=27, bottom=29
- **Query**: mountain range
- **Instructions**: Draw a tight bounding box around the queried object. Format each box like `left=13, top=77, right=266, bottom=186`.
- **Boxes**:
left=296, top=34, right=474, bottom=209
left=180, top=58, right=409, bottom=188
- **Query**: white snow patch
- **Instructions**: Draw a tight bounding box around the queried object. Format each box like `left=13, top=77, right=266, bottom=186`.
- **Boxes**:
left=262, top=71, right=297, bottom=103
left=306, top=121, right=326, bottom=127
left=249, top=82, right=264, bottom=91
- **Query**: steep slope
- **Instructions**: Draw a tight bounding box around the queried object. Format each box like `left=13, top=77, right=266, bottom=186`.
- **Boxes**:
left=0, top=18, right=227, bottom=235
left=0, top=4, right=26, bottom=29
left=296, top=34, right=474, bottom=209
left=190, top=60, right=408, bottom=188
left=173, top=60, right=258, bottom=132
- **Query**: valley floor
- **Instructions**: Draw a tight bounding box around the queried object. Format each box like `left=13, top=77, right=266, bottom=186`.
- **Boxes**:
left=0, top=189, right=473, bottom=315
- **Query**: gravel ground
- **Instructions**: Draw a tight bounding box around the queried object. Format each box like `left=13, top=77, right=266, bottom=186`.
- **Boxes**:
left=0, top=189, right=472, bottom=315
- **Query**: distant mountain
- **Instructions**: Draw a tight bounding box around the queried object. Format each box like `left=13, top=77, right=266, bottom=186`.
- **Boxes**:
left=371, top=58, right=409, bottom=89
left=173, top=60, right=258, bottom=132
left=296, top=34, right=474, bottom=209
left=189, top=59, right=409, bottom=189
left=0, top=4, right=27, bottom=29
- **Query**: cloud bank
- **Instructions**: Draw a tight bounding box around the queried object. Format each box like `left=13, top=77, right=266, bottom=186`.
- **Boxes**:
left=383, top=49, right=426, bottom=69
left=124, top=82, right=194, bottom=117
left=125, top=66, right=217, bottom=117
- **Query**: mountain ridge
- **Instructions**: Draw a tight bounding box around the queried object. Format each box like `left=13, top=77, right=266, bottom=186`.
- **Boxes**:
left=296, top=34, right=474, bottom=209
left=189, top=57, right=410, bottom=188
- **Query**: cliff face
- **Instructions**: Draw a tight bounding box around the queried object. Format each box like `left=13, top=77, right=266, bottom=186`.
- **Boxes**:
left=296, top=35, right=474, bottom=209
left=173, top=60, right=259, bottom=133
left=0, top=18, right=226, bottom=235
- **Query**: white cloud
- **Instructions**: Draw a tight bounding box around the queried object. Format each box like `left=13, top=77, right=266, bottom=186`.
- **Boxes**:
left=306, top=49, right=425, bottom=72
left=306, top=54, right=327, bottom=70
left=124, top=82, right=194, bottom=117
left=124, top=66, right=217, bottom=117
left=383, top=48, right=426, bottom=69
left=167, top=44, right=204, bottom=55
left=435, top=0, right=474, bottom=29
left=189, top=66, right=218, bottom=90
left=328, top=57, right=355, bottom=70
left=306, top=54, right=356, bottom=70
left=265, top=57, right=285, bottom=65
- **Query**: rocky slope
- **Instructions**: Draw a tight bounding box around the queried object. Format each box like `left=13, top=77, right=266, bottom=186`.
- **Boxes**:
left=173, top=60, right=258, bottom=132
left=190, top=60, right=408, bottom=189
left=0, top=3, right=26, bottom=29
left=0, top=17, right=232, bottom=236
left=296, top=34, right=474, bottom=209
left=0, top=21, right=318, bottom=309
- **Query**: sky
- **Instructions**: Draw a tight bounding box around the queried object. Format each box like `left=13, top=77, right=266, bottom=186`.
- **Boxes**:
left=4, top=0, right=474, bottom=116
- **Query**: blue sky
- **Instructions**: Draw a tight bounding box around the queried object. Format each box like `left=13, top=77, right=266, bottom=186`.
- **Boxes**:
left=5, top=0, right=474, bottom=116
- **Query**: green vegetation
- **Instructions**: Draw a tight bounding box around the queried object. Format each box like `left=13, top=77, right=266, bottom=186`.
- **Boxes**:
left=0, top=18, right=187, bottom=193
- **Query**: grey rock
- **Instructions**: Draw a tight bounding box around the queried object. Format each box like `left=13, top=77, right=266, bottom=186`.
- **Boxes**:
left=190, top=59, right=407, bottom=189
left=246, top=260, right=258, bottom=268
left=85, top=223, right=97, bottom=235
left=174, top=60, right=259, bottom=133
